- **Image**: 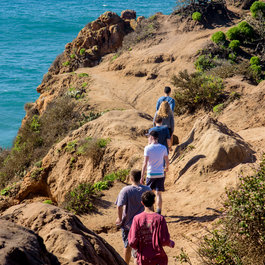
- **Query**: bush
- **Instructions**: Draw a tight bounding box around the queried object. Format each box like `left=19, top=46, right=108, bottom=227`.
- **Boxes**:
left=228, top=40, right=240, bottom=51
left=237, top=21, right=254, bottom=39
left=79, top=48, right=86, bottom=55
left=211, top=31, right=226, bottom=44
left=195, top=55, right=217, bottom=72
left=250, top=64, right=262, bottom=83
left=213, top=103, right=224, bottom=113
left=0, top=96, right=82, bottom=188
left=192, top=11, right=202, bottom=21
left=171, top=70, right=224, bottom=114
left=104, top=169, right=130, bottom=182
left=64, top=183, right=97, bottom=214
left=250, top=1, right=265, bottom=18
left=250, top=56, right=261, bottom=65
left=226, top=27, right=240, bottom=40
left=198, top=158, right=265, bottom=265
left=121, top=16, right=160, bottom=51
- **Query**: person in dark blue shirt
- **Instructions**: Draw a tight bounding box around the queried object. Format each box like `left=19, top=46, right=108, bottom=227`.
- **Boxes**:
left=156, top=86, right=175, bottom=112
left=148, top=115, right=171, bottom=153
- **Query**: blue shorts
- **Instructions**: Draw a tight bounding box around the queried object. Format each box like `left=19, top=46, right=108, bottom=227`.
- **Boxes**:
left=146, top=177, right=165, bottom=191
left=121, top=228, right=129, bottom=248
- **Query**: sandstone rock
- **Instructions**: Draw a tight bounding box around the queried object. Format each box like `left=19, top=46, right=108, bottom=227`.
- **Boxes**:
left=0, top=219, right=58, bottom=265
left=171, top=115, right=255, bottom=180
left=121, top=10, right=136, bottom=20
left=45, top=11, right=133, bottom=76
left=1, top=203, right=126, bottom=265
left=137, top=16, right=145, bottom=23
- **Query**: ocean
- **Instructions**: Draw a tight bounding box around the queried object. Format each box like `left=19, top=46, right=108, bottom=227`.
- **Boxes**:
left=0, top=0, right=176, bottom=148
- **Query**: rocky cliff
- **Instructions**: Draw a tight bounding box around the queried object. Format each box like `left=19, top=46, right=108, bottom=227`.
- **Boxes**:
left=0, top=4, right=264, bottom=265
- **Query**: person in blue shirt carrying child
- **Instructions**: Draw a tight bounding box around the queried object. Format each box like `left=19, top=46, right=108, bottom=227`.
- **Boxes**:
left=156, top=86, right=175, bottom=112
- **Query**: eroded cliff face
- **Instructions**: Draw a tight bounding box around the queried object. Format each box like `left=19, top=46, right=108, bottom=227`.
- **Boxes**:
left=1, top=203, right=126, bottom=265
left=1, top=6, right=265, bottom=265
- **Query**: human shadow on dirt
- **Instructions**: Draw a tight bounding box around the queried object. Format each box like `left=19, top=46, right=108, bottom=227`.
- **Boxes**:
left=166, top=213, right=220, bottom=224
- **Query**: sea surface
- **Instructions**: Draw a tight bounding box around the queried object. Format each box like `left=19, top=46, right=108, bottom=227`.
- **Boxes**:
left=0, top=0, right=176, bottom=148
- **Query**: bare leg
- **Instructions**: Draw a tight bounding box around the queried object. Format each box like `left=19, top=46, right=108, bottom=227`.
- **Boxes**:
left=124, top=246, right=131, bottom=264
left=156, top=191, right=162, bottom=213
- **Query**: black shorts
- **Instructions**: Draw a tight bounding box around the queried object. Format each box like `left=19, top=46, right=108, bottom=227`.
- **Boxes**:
left=146, top=177, right=165, bottom=191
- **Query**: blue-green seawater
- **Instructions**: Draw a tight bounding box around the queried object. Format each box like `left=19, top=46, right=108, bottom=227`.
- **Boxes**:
left=0, top=0, right=176, bottom=148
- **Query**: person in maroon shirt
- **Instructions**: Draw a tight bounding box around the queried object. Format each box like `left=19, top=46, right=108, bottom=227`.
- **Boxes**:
left=128, top=191, right=175, bottom=265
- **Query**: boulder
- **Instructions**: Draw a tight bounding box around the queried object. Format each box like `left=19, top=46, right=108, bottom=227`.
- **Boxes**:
left=171, top=115, right=255, bottom=180
left=121, top=10, right=136, bottom=20
left=1, top=203, right=126, bottom=265
left=0, top=219, right=58, bottom=265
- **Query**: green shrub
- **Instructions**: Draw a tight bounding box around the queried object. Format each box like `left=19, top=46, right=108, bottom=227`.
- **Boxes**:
left=213, top=103, right=224, bottom=113
left=211, top=31, right=226, bottom=44
left=64, top=183, right=97, bottom=214
left=250, top=56, right=261, bottom=65
left=97, top=138, right=110, bottom=148
left=171, top=70, right=224, bottom=114
left=237, top=21, right=254, bottom=39
left=30, top=167, right=43, bottom=180
left=78, top=73, right=89, bottom=77
left=192, top=11, right=202, bottom=21
left=250, top=1, right=265, bottom=18
left=67, top=87, right=85, bottom=100
left=79, top=48, right=86, bottom=55
left=198, top=158, right=265, bottom=265
left=64, top=141, right=77, bottom=153
left=226, top=27, right=240, bottom=40
left=228, top=40, right=240, bottom=51
left=195, top=55, right=217, bottom=72
left=0, top=96, right=82, bottom=188
left=0, top=183, right=18, bottom=196
left=120, top=17, right=160, bottom=51
left=198, top=229, right=242, bottom=265
left=93, top=181, right=110, bottom=191
left=30, top=115, right=41, bottom=132
left=62, top=61, right=70, bottom=66
left=250, top=64, right=262, bottom=83
left=43, top=199, right=53, bottom=204
left=228, top=53, right=237, bottom=61
left=103, top=169, right=130, bottom=182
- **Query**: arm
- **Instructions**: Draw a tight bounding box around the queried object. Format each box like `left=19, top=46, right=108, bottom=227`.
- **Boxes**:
left=141, top=156, right=149, bottom=184
left=156, top=98, right=160, bottom=111
left=170, top=113, right=175, bottom=134
left=171, top=98, right=175, bottom=112
left=167, top=139, right=171, bottom=150
left=160, top=217, right=174, bottom=248
left=153, top=112, right=157, bottom=127
left=116, top=205, right=123, bottom=227
left=164, top=155, right=169, bottom=172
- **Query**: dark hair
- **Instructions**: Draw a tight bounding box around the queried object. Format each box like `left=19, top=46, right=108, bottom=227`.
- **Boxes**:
left=149, top=130, right=159, bottom=139
left=164, top=86, right=171, bottom=94
left=155, top=115, right=163, bottom=124
left=130, top=169, right=141, bottom=182
left=141, top=191, right=155, bottom=207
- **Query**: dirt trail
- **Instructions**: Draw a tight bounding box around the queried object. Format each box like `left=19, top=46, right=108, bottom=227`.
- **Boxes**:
left=77, top=14, right=265, bottom=264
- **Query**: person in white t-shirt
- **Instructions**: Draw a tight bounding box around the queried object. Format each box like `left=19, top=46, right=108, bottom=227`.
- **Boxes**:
left=141, top=130, right=169, bottom=215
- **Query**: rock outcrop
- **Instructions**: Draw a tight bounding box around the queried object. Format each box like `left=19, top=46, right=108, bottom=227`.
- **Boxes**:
left=171, top=115, right=255, bottom=181
left=1, top=202, right=126, bottom=265
left=0, top=219, right=59, bottom=265
left=4, top=110, right=152, bottom=206
left=43, top=11, right=136, bottom=80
